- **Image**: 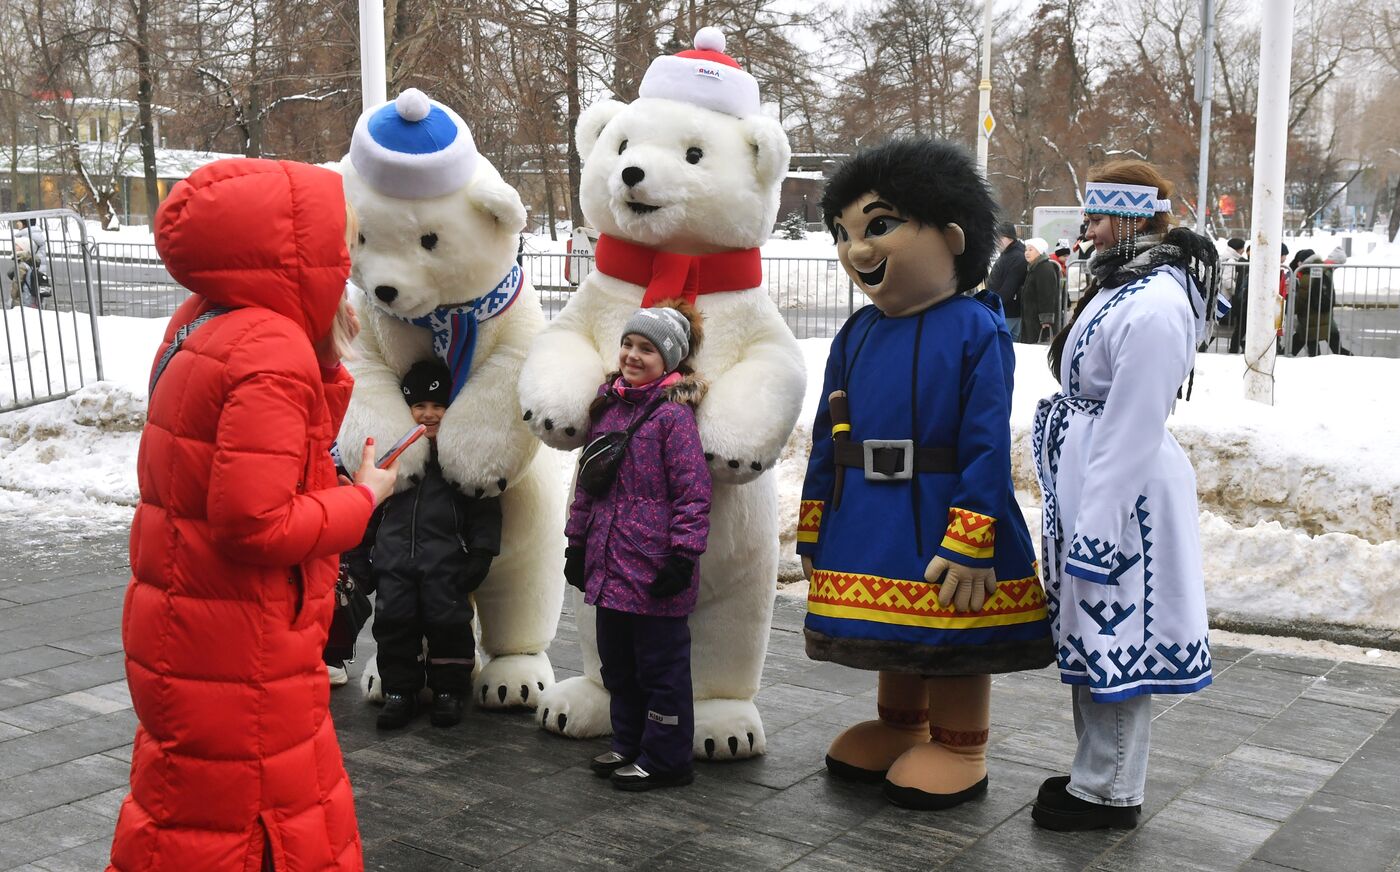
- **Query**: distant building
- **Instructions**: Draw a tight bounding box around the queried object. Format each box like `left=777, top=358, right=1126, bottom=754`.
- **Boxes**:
left=2, top=97, right=238, bottom=221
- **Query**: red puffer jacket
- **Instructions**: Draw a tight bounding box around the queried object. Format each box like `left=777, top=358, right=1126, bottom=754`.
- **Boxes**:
left=108, top=159, right=374, bottom=872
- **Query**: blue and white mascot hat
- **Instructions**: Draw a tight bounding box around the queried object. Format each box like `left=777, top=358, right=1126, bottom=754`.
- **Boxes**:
left=349, top=89, right=477, bottom=199
left=1082, top=181, right=1172, bottom=218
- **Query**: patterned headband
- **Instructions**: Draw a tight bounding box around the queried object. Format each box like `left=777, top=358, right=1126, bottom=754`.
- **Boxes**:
left=1083, top=182, right=1172, bottom=218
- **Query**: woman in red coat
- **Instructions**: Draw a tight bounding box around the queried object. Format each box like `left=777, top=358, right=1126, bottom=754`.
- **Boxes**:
left=108, top=158, right=397, bottom=872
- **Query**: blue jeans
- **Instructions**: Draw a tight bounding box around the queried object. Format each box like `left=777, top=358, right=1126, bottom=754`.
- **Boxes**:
left=1068, top=685, right=1151, bottom=806
left=1005, top=316, right=1022, bottom=342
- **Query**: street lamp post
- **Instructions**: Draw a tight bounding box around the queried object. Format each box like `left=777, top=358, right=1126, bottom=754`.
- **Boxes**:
left=358, top=0, right=387, bottom=111
left=1243, top=0, right=1293, bottom=404
left=1194, top=0, right=1216, bottom=235
left=975, top=0, right=994, bottom=176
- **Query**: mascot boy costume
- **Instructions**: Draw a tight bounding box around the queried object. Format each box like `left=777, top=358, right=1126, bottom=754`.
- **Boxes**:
left=798, top=138, right=1054, bottom=810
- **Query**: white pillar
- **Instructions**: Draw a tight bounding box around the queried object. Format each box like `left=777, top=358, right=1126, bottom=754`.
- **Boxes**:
left=359, top=0, right=387, bottom=111
left=975, top=0, right=993, bottom=175
left=1243, top=0, right=1293, bottom=405
left=1194, top=0, right=1215, bottom=235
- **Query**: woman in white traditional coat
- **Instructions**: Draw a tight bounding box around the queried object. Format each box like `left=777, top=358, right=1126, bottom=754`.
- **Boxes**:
left=1030, top=160, right=1219, bottom=832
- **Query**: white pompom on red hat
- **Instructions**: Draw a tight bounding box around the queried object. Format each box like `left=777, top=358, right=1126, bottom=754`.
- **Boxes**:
left=637, top=27, right=761, bottom=118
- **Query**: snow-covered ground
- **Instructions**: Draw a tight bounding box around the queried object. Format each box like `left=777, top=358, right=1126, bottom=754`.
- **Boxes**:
left=2, top=287, right=1398, bottom=636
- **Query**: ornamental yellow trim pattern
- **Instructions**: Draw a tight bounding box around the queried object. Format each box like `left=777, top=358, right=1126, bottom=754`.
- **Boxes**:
left=807, top=568, right=1046, bottom=629
left=797, top=499, right=824, bottom=544
left=941, top=507, right=996, bottom=560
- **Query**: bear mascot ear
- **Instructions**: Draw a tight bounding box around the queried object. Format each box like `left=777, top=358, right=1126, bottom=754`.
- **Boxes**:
left=743, top=114, right=792, bottom=192
left=468, top=172, right=528, bottom=234
left=576, top=100, right=626, bottom=159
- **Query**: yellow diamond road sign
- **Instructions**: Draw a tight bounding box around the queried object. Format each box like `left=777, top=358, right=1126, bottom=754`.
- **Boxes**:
left=981, top=111, right=996, bottom=139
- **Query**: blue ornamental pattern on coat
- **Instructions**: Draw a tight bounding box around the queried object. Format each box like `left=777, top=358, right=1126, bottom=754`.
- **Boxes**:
left=1067, top=272, right=1155, bottom=395
left=1033, top=267, right=1212, bottom=703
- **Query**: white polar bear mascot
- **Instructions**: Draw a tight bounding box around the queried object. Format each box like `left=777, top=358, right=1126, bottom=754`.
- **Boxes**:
left=338, top=89, right=563, bottom=709
left=518, top=29, right=806, bottom=759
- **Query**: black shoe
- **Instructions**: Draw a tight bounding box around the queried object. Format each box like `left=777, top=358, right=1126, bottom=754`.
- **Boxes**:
left=589, top=751, right=635, bottom=778
left=1038, top=774, right=1071, bottom=803
left=610, top=762, right=694, bottom=792
left=882, top=774, right=988, bottom=810
left=1032, top=780, right=1140, bottom=831
left=377, top=692, right=418, bottom=730
left=429, top=691, right=464, bottom=728
left=824, top=754, right=888, bottom=784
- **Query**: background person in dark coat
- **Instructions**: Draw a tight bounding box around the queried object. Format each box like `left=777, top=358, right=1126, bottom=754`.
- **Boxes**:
left=1021, top=237, right=1062, bottom=343
left=986, top=222, right=1027, bottom=340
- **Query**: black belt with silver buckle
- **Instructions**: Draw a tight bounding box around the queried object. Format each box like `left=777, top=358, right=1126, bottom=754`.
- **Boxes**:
left=834, top=439, right=957, bottom=480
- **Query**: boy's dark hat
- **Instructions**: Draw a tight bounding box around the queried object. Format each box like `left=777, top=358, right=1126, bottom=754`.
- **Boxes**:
left=401, top=360, right=451, bottom=406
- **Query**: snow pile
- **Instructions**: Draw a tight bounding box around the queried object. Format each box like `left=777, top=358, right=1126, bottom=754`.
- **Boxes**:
left=2, top=313, right=1398, bottom=633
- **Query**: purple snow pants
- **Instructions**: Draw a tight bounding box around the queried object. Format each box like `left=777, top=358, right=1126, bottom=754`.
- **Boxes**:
left=595, top=607, right=694, bottom=776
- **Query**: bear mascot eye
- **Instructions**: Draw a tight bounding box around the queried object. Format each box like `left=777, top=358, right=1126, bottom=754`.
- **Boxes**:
left=358, top=233, right=366, bottom=245
left=686, top=146, right=703, bottom=165
left=420, top=232, right=438, bottom=251
left=618, top=139, right=628, bottom=155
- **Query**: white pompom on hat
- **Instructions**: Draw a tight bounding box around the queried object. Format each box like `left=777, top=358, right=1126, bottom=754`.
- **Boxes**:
left=349, top=88, right=478, bottom=199
left=637, top=26, right=761, bottom=118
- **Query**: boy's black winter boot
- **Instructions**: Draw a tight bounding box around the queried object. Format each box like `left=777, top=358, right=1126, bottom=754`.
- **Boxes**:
left=377, top=691, right=419, bottom=730
left=610, top=762, right=694, bottom=792
left=430, top=691, right=464, bottom=728
left=1031, top=780, right=1140, bottom=831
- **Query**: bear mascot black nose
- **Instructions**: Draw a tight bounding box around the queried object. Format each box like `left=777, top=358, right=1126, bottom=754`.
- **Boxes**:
left=621, top=166, right=645, bottom=187
left=375, top=285, right=399, bottom=303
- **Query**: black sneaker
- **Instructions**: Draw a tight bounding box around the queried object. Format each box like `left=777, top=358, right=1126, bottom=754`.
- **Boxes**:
left=377, top=692, right=418, bottom=730
left=590, top=751, right=635, bottom=778
left=1032, top=779, right=1140, bottom=831
left=430, top=691, right=464, bottom=728
left=610, top=762, right=694, bottom=792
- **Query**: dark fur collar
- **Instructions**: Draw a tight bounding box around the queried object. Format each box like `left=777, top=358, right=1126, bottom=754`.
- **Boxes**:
left=1089, top=227, right=1218, bottom=289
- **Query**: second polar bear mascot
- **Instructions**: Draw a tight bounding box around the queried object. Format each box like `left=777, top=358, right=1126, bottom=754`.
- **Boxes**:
left=338, top=90, right=563, bottom=709
left=519, top=29, right=806, bottom=759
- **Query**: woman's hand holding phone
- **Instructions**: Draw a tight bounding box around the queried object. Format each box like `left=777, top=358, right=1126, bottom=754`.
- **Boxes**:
left=354, top=438, right=399, bottom=506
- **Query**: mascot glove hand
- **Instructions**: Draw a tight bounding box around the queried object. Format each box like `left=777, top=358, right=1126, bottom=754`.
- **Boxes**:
left=925, top=556, right=998, bottom=613
left=801, top=555, right=814, bottom=581
left=460, top=552, right=494, bottom=594
left=649, top=555, right=694, bottom=599
left=564, top=545, right=586, bottom=592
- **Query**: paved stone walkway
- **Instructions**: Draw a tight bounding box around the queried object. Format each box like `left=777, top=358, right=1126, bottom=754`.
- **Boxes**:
left=2, top=528, right=1400, bottom=871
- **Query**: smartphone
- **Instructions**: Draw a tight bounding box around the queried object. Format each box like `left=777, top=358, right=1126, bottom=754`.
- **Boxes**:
left=375, top=424, right=427, bottom=468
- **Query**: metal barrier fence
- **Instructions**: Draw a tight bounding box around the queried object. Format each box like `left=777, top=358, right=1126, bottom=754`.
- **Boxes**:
left=1058, top=257, right=1400, bottom=358
left=0, top=209, right=104, bottom=411
left=27, top=241, right=1400, bottom=360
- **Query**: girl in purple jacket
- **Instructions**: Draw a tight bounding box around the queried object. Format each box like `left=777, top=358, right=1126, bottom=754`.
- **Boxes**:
left=564, top=301, right=712, bottom=791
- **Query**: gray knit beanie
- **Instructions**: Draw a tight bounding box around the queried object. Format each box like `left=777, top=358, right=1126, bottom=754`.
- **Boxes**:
left=621, top=307, right=691, bottom=373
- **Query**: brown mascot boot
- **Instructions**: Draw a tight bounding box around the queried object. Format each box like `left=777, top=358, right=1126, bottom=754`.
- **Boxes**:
left=825, top=671, right=930, bottom=783
left=883, top=674, right=991, bottom=810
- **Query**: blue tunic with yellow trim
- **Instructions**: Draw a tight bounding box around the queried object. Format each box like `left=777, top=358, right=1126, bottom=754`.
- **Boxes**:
left=798, top=296, right=1054, bottom=675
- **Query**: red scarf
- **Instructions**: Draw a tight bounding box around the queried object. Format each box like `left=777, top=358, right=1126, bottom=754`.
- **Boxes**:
left=594, top=234, right=762, bottom=308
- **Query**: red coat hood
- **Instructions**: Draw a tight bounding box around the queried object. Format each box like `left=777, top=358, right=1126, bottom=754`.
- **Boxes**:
left=155, top=158, right=349, bottom=341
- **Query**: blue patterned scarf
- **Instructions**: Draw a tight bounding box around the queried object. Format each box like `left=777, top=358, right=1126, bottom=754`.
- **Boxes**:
left=396, top=265, right=523, bottom=402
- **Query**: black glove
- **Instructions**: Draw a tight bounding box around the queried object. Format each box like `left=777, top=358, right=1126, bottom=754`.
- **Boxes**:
left=461, top=552, right=493, bottom=594
left=649, top=555, right=694, bottom=599
left=564, top=545, right=586, bottom=591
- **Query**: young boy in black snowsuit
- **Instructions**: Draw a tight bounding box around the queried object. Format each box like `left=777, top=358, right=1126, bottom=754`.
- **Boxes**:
left=354, top=360, right=502, bottom=730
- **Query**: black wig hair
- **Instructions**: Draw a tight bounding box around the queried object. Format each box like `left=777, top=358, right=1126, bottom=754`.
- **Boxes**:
left=820, top=138, right=998, bottom=293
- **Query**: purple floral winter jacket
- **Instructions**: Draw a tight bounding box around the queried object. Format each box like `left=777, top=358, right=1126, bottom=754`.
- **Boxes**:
left=565, top=374, right=712, bottom=617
